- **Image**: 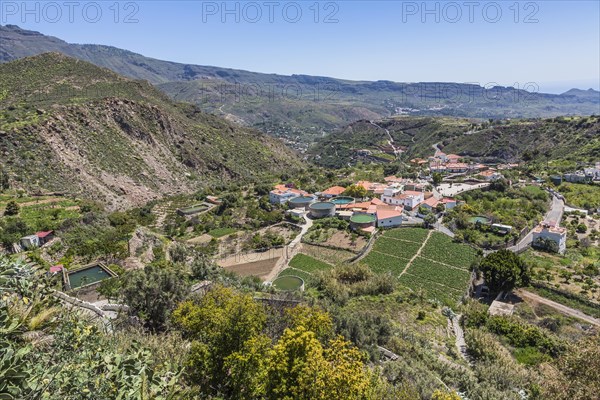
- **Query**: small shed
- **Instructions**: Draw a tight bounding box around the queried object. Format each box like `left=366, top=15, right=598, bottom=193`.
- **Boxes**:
left=491, top=224, right=513, bottom=235
left=20, top=235, right=40, bottom=250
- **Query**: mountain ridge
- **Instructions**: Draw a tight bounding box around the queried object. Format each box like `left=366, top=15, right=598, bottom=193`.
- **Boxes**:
left=2, top=24, right=598, bottom=146
left=0, top=53, right=302, bottom=209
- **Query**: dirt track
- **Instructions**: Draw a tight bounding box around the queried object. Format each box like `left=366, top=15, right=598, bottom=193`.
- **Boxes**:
left=517, top=289, right=600, bottom=327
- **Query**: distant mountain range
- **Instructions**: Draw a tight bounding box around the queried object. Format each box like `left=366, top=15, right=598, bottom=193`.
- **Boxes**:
left=0, top=53, right=301, bottom=209
left=2, top=24, right=599, bottom=148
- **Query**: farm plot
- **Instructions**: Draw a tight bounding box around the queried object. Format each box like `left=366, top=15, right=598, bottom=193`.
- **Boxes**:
left=420, top=232, right=478, bottom=269
left=364, top=229, right=478, bottom=305
left=277, top=253, right=334, bottom=287
left=372, top=237, right=422, bottom=260
left=362, top=251, right=409, bottom=274
left=383, top=227, right=429, bottom=243
left=398, top=273, right=463, bottom=305
left=289, top=253, right=332, bottom=273
left=301, top=244, right=355, bottom=265
left=407, top=257, right=471, bottom=292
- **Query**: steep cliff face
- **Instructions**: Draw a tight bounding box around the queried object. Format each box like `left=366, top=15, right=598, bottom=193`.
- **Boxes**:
left=0, top=53, right=302, bottom=209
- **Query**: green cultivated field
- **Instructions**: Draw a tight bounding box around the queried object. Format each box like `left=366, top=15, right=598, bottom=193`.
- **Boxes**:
left=208, top=227, right=237, bottom=238
left=362, top=251, right=409, bottom=274
left=277, top=253, right=333, bottom=287
left=419, top=233, right=478, bottom=269
left=384, top=227, right=429, bottom=243
left=289, top=253, right=332, bottom=273
left=372, top=237, right=422, bottom=260
left=363, top=228, right=479, bottom=305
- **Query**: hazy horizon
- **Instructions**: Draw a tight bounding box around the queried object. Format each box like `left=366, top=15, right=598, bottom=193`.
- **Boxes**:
left=2, top=1, right=598, bottom=95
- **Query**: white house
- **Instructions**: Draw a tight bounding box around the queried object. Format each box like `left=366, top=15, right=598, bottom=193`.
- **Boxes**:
left=532, top=223, right=567, bottom=254
left=446, top=163, right=469, bottom=173
left=401, top=191, right=425, bottom=210
left=380, top=186, right=402, bottom=204
left=584, top=166, right=600, bottom=181
left=442, top=198, right=457, bottom=209
left=480, top=170, right=502, bottom=181
left=376, top=207, right=404, bottom=228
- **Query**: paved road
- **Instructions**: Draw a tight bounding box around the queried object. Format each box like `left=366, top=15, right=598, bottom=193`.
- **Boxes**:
left=517, top=289, right=600, bottom=327
left=434, top=218, right=455, bottom=238
left=545, top=194, right=564, bottom=225
left=507, top=194, right=564, bottom=252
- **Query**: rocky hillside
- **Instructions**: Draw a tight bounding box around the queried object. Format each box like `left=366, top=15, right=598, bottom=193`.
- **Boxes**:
left=0, top=53, right=302, bottom=209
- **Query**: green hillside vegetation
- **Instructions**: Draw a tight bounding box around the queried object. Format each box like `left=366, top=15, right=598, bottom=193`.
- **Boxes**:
left=443, top=116, right=600, bottom=163
left=0, top=53, right=302, bottom=209
left=557, top=182, right=600, bottom=209
left=311, top=116, right=600, bottom=167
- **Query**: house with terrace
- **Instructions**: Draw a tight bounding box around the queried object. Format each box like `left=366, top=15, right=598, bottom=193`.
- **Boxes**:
left=446, top=163, right=470, bottom=173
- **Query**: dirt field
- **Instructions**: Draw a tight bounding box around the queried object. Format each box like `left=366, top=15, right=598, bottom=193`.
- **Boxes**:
left=223, top=258, right=279, bottom=279
left=321, top=231, right=366, bottom=251
left=187, top=234, right=213, bottom=245
left=217, top=247, right=285, bottom=268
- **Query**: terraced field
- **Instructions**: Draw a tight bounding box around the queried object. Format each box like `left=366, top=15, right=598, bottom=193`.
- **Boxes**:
left=363, top=228, right=479, bottom=305
left=277, top=253, right=333, bottom=286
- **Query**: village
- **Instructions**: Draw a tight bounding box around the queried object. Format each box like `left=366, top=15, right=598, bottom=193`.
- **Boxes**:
left=7, top=147, right=593, bottom=295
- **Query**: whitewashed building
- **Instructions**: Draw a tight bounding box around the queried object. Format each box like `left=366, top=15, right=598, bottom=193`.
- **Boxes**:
left=532, top=223, right=567, bottom=254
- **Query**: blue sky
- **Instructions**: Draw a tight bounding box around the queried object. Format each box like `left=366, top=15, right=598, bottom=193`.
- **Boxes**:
left=3, top=1, right=599, bottom=93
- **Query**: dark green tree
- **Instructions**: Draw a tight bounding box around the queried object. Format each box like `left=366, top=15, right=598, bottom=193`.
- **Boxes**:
left=122, top=264, right=190, bottom=332
left=478, top=250, right=530, bottom=293
left=3, top=200, right=19, bottom=216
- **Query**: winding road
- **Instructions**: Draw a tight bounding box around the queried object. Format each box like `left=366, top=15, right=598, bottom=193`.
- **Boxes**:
left=369, top=121, right=402, bottom=158
left=517, top=289, right=600, bottom=327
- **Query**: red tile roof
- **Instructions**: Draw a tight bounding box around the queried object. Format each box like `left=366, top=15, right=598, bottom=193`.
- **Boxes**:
left=322, top=186, right=346, bottom=196
left=36, top=231, right=54, bottom=238
left=376, top=208, right=403, bottom=220
left=422, top=197, right=440, bottom=207
left=446, top=163, right=469, bottom=169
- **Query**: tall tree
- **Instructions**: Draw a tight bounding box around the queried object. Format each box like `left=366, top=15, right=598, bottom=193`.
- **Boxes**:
left=478, top=250, right=530, bottom=293
left=172, top=286, right=267, bottom=395
left=343, top=185, right=368, bottom=199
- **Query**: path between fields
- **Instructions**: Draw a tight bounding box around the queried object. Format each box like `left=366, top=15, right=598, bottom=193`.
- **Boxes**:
left=398, top=230, right=433, bottom=278
left=516, top=289, right=600, bottom=327
left=0, top=197, right=67, bottom=211
left=264, top=216, right=314, bottom=282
